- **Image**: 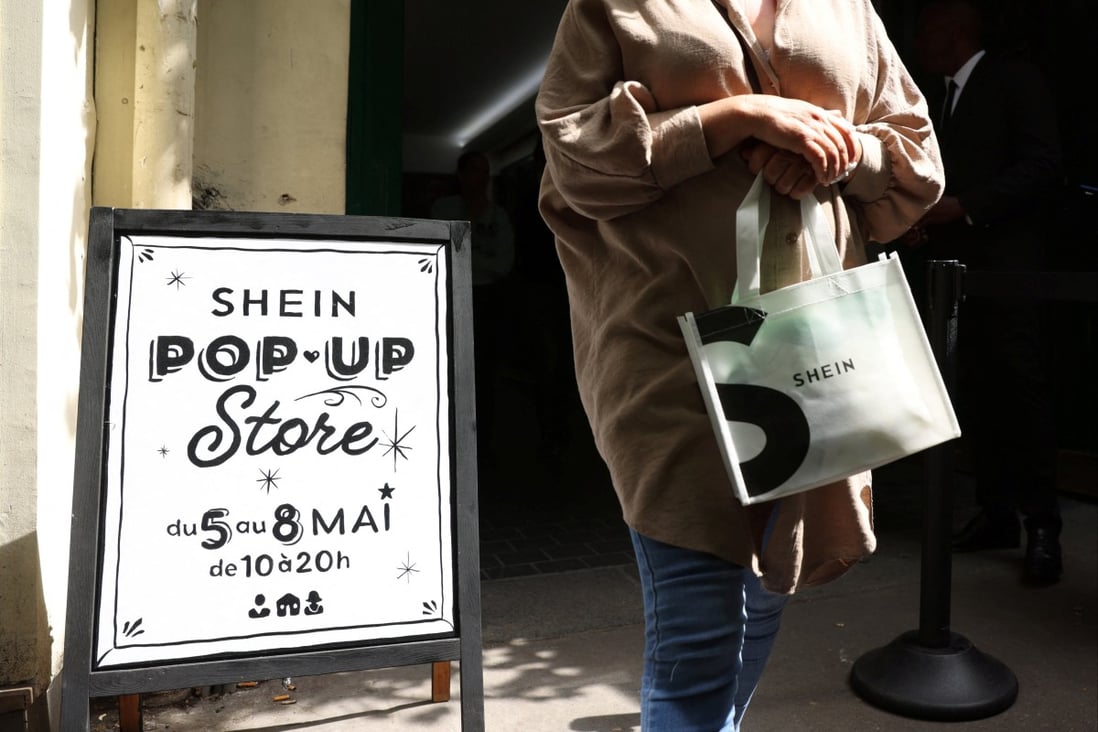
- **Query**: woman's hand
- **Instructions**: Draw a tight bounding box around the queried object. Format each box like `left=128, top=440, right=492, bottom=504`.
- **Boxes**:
left=700, top=96, right=859, bottom=189
left=740, top=143, right=818, bottom=199
left=742, top=130, right=862, bottom=200
left=742, top=97, right=859, bottom=185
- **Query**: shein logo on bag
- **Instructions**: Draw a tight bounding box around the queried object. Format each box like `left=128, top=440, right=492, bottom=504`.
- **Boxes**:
left=697, top=305, right=811, bottom=497
left=792, top=358, right=856, bottom=387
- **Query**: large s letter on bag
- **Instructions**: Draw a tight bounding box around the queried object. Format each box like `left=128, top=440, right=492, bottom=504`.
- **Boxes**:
left=679, top=174, right=960, bottom=505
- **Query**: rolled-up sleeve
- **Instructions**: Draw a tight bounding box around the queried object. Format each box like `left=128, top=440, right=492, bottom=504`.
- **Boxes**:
left=536, top=1, right=715, bottom=221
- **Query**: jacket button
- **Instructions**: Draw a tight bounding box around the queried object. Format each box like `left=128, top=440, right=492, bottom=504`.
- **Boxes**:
left=785, top=232, right=798, bottom=246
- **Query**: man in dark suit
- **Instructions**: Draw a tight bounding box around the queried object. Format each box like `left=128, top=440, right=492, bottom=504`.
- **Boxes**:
left=911, top=0, right=1064, bottom=584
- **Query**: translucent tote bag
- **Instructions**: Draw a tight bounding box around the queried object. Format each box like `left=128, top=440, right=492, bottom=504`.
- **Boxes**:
left=678, top=174, right=960, bottom=505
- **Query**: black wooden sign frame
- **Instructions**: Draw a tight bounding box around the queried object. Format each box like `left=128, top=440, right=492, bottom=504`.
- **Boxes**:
left=60, top=207, right=483, bottom=730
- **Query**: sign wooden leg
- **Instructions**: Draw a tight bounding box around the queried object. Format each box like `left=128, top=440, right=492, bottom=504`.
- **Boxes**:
left=431, top=661, right=451, bottom=702
left=118, top=694, right=143, bottom=732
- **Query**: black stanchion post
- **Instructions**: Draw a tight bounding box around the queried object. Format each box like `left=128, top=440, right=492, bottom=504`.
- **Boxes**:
left=849, top=260, right=1018, bottom=721
left=919, top=258, right=961, bottom=650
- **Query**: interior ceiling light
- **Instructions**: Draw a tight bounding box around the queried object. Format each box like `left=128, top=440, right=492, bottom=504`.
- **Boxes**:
left=451, top=60, right=547, bottom=147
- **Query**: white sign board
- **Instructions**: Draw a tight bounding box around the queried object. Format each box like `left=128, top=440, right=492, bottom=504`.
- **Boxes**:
left=94, top=234, right=454, bottom=668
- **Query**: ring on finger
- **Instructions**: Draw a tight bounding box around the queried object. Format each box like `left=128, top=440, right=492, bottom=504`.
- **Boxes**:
left=830, top=161, right=858, bottom=185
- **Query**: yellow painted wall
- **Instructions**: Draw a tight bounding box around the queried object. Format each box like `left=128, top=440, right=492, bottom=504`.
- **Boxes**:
left=193, top=0, right=350, bottom=213
left=93, top=0, right=196, bottom=209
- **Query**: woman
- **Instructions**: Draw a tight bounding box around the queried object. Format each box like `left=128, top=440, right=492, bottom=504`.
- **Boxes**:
left=536, top=1, right=943, bottom=729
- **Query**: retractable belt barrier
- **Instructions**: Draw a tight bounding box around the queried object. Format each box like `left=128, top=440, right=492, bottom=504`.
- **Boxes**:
left=850, top=261, right=1097, bottom=722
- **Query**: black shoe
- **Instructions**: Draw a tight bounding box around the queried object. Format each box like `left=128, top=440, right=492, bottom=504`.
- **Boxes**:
left=1023, top=522, right=1063, bottom=585
left=952, top=512, right=1021, bottom=553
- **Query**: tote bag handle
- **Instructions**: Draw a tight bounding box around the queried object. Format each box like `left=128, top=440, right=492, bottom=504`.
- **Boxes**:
left=732, top=173, right=843, bottom=303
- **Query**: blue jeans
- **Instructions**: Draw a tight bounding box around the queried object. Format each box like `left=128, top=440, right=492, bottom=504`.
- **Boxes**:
left=630, top=529, right=788, bottom=731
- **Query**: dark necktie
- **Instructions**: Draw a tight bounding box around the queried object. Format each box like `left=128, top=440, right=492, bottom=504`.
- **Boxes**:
left=940, top=79, right=958, bottom=135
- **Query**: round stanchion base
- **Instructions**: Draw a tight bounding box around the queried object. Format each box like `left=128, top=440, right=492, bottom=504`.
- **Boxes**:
left=850, top=630, right=1018, bottom=722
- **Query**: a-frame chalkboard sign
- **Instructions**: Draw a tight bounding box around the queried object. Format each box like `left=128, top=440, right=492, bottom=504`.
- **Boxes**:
left=61, top=207, right=483, bottom=730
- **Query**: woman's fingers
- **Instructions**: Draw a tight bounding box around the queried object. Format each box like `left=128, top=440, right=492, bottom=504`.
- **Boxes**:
left=764, top=154, right=799, bottom=192
left=749, top=98, right=854, bottom=183
left=828, top=110, right=860, bottom=159
left=824, top=111, right=864, bottom=184
left=802, top=139, right=833, bottom=185
left=739, top=100, right=860, bottom=192
left=808, top=111, right=856, bottom=183
left=785, top=169, right=819, bottom=199
left=743, top=143, right=816, bottom=197
left=742, top=144, right=819, bottom=199
left=818, top=120, right=851, bottom=182
left=741, top=141, right=781, bottom=174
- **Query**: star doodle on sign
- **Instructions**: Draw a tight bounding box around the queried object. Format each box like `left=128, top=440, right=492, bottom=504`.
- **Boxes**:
left=381, top=410, right=415, bottom=471
left=257, top=467, right=281, bottom=494
left=165, top=269, right=190, bottom=289
left=378, top=483, right=395, bottom=499
left=396, top=553, right=419, bottom=583
left=157, top=445, right=170, bottom=458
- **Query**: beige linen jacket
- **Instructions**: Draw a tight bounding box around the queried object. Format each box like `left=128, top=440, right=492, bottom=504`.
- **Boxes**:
left=536, top=0, right=944, bottom=592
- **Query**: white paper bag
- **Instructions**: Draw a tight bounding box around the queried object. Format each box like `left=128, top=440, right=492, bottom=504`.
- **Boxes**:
left=678, top=174, right=960, bottom=505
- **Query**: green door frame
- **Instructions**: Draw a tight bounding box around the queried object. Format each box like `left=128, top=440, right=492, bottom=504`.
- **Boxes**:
left=346, top=0, right=403, bottom=216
